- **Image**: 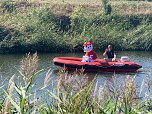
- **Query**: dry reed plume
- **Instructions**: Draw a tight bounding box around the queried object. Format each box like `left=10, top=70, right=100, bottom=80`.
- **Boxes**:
left=57, top=68, right=89, bottom=93
left=96, top=74, right=146, bottom=113
left=43, top=68, right=53, bottom=89
left=3, top=75, right=15, bottom=114
left=20, top=52, right=39, bottom=85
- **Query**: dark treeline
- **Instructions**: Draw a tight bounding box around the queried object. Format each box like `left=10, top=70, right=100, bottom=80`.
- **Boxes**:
left=0, top=1, right=152, bottom=53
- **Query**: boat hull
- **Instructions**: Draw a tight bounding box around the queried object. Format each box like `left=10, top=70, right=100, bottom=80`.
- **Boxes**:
left=53, top=57, right=142, bottom=72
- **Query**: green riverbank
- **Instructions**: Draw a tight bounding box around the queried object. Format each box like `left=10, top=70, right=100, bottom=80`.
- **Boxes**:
left=0, top=1, right=152, bottom=53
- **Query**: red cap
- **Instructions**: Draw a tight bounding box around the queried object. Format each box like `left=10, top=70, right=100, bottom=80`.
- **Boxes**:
left=83, top=41, right=93, bottom=46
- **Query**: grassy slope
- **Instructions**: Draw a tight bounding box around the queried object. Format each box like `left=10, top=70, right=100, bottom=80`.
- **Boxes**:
left=0, top=0, right=152, bottom=53
left=33, top=0, right=152, bottom=14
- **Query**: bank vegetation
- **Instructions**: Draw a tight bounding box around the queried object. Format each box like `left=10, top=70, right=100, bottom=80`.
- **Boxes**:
left=0, top=0, right=152, bottom=53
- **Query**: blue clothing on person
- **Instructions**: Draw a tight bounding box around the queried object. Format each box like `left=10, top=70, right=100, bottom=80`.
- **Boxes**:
left=106, top=50, right=115, bottom=59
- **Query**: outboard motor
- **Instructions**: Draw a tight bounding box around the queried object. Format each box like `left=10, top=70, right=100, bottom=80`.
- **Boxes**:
left=121, top=56, right=130, bottom=62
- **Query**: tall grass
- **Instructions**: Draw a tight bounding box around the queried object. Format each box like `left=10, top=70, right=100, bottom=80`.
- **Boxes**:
left=0, top=53, right=151, bottom=113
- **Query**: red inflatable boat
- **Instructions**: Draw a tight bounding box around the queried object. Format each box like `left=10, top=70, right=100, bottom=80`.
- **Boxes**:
left=53, top=57, right=142, bottom=72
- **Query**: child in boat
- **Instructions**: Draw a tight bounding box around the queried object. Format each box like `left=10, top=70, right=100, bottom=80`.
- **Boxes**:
left=103, top=45, right=117, bottom=62
left=81, top=42, right=97, bottom=62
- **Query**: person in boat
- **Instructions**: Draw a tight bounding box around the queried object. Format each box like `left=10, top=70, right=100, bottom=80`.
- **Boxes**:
left=81, top=41, right=97, bottom=62
left=103, top=45, right=117, bottom=62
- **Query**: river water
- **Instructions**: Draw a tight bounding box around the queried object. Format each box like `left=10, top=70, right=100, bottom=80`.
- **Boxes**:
left=0, top=51, right=152, bottom=95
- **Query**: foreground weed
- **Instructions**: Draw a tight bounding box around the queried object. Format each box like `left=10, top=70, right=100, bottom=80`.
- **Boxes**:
left=20, top=52, right=39, bottom=85
left=45, top=68, right=98, bottom=114
left=3, top=53, right=41, bottom=113
left=3, top=75, right=15, bottom=114
left=98, top=74, right=152, bottom=114
left=1, top=54, right=152, bottom=113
